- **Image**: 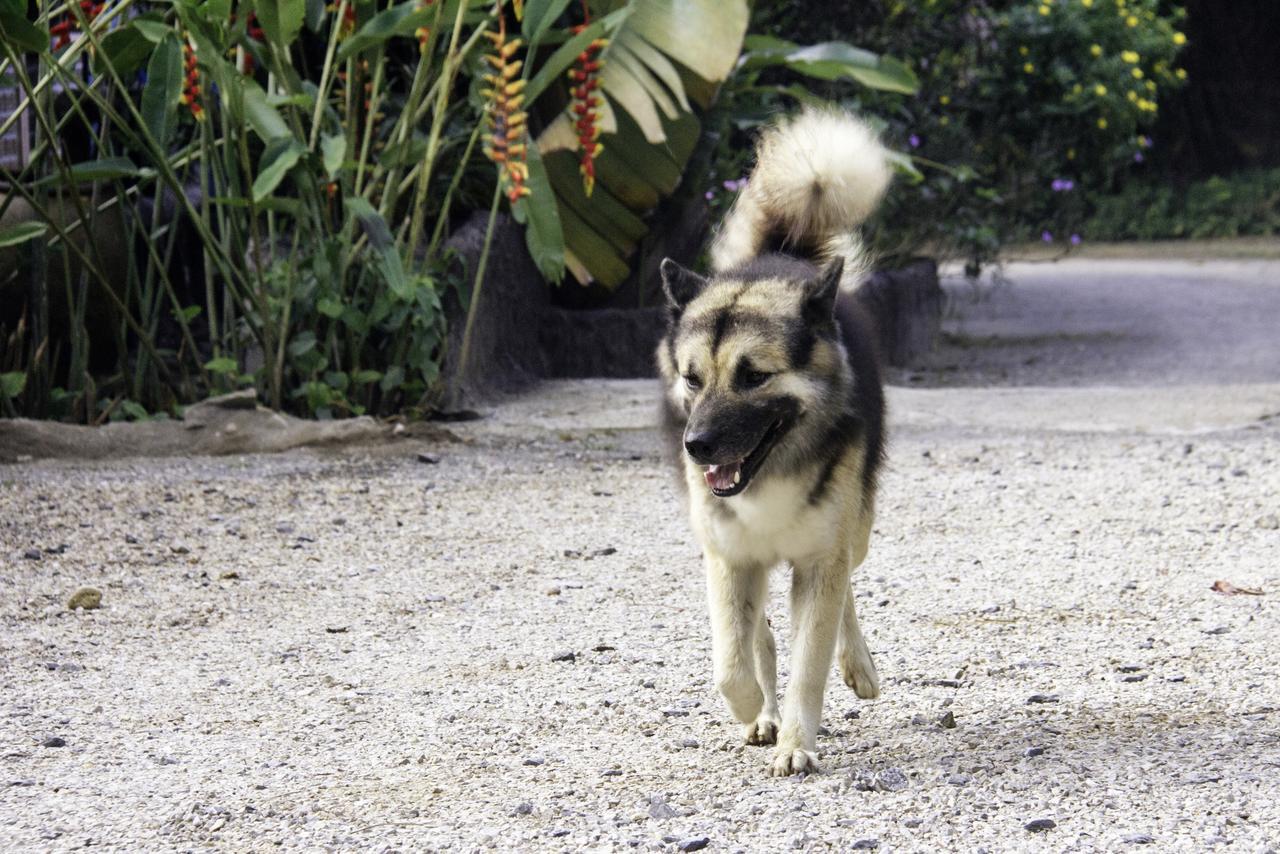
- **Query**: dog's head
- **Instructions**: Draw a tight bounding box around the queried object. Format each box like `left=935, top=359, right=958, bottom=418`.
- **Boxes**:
left=657, top=256, right=846, bottom=498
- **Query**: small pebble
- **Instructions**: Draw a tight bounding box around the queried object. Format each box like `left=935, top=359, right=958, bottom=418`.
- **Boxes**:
left=1024, top=819, right=1056, bottom=833
left=1023, top=746, right=1046, bottom=758
left=551, top=651, right=576, bottom=663
left=1123, top=834, right=1155, bottom=845
left=416, top=452, right=440, bottom=465
left=522, top=756, right=545, bottom=766
left=41, top=736, right=66, bottom=748
left=852, top=841, right=878, bottom=850
left=678, top=838, right=709, bottom=852
left=938, top=711, right=956, bottom=729
left=66, top=587, right=102, bottom=611
left=946, top=773, right=970, bottom=786
left=1026, top=694, right=1060, bottom=704
left=1257, top=514, right=1279, bottom=530
left=23, top=549, right=41, bottom=561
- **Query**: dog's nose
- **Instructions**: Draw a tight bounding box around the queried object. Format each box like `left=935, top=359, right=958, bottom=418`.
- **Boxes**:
left=684, top=432, right=718, bottom=463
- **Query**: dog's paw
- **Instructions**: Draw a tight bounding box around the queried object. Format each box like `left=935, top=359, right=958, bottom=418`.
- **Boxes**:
left=840, top=651, right=880, bottom=700
left=768, top=747, right=819, bottom=777
left=744, top=716, right=779, bottom=746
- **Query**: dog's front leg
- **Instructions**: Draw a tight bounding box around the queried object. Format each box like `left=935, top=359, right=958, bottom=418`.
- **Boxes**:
left=770, top=554, right=848, bottom=776
left=704, top=553, right=769, bottom=734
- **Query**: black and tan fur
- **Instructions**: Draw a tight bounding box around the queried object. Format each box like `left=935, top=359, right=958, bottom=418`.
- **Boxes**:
left=656, top=108, right=891, bottom=775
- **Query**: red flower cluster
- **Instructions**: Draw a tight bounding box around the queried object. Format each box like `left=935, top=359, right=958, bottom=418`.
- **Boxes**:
left=567, top=25, right=606, bottom=197
left=178, top=35, right=205, bottom=122
left=482, top=14, right=530, bottom=203
left=415, top=0, right=435, bottom=54
left=329, top=1, right=357, bottom=41
left=50, top=0, right=104, bottom=51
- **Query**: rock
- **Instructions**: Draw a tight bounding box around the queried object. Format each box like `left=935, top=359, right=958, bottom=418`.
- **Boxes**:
left=1202, top=626, right=1230, bottom=636
left=522, top=756, right=545, bottom=766
left=1123, top=834, right=1156, bottom=845
left=871, top=767, right=909, bottom=792
left=170, top=544, right=190, bottom=554
left=67, top=587, right=102, bottom=611
left=852, top=841, right=879, bottom=850
left=325, top=626, right=349, bottom=634
left=551, top=651, right=576, bottom=663
left=648, top=796, right=677, bottom=820
left=1026, top=694, right=1060, bottom=704
left=510, top=801, right=533, bottom=816
left=23, top=549, right=41, bottom=561
left=938, top=711, right=957, bottom=729
left=902, top=818, right=922, bottom=828
left=1023, top=747, right=1046, bottom=758
left=1257, top=514, right=1279, bottom=530
left=1122, top=674, right=1148, bottom=683
left=41, top=736, right=66, bottom=748
left=601, top=768, right=622, bottom=777
left=678, top=838, right=710, bottom=852
left=680, top=738, right=700, bottom=749
left=416, top=452, right=440, bottom=465
left=1024, top=819, right=1056, bottom=833
left=946, top=773, right=970, bottom=786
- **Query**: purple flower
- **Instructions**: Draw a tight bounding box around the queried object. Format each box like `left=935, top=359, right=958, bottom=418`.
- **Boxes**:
left=704, top=190, right=714, bottom=201
left=1042, top=230, right=1054, bottom=243
left=1051, top=178, right=1075, bottom=192
left=1070, top=233, right=1082, bottom=245
left=723, top=179, right=739, bottom=192
left=1133, top=152, right=1144, bottom=163
left=909, top=134, right=921, bottom=149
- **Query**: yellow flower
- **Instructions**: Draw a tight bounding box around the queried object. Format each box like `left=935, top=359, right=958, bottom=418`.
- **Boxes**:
left=1121, top=50, right=1139, bottom=63
left=1024, top=62, right=1035, bottom=73
left=1039, top=5, right=1051, bottom=16
left=1094, top=83, right=1107, bottom=96
left=1019, top=45, right=1029, bottom=56
left=1067, top=147, right=1076, bottom=160
left=1126, top=90, right=1138, bottom=102
left=940, top=116, right=950, bottom=126
left=1090, top=44, right=1103, bottom=57
left=1173, top=31, right=1186, bottom=45
left=1131, top=67, right=1144, bottom=79
left=939, top=94, right=951, bottom=105
left=1097, top=117, right=1108, bottom=129
left=1126, top=15, right=1138, bottom=26
left=1081, top=0, right=1092, bottom=6
left=1145, top=80, right=1156, bottom=92
left=1072, top=83, right=1083, bottom=94
left=1175, top=67, right=1187, bottom=80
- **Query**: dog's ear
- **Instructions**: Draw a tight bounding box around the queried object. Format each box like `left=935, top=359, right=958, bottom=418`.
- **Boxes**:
left=803, top=257, right=844, bottom=323
left=660, top=258, right=708, bottom=309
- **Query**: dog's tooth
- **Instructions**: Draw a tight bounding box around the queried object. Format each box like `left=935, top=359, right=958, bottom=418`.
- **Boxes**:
left=734, top=470, right=741, bottom=485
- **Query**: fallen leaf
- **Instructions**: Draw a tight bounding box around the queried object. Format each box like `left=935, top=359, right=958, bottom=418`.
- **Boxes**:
left=1211, top=580, right=1263, bottom=596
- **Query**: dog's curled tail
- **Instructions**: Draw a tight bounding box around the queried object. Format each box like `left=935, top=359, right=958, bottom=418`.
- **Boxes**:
left=710, top=107, right=891, bottom=288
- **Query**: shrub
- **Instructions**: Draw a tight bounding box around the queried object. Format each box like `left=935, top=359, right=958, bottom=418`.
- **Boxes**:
left=1082, top=169, right=1280, bottom=240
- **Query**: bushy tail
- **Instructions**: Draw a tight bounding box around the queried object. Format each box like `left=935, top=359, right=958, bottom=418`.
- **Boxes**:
left=710, top=107, right=891, bottom=289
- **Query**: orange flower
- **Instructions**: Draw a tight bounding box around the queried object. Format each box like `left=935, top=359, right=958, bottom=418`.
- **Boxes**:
left=481, top=12, right=531, bottom=203
left=566, top=12, right=606, bottom=196
left=178, top=35, right=206, bottom=121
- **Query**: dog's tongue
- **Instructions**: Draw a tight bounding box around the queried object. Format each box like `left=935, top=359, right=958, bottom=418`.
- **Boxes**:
left=705, top=462, right=742, bottom=492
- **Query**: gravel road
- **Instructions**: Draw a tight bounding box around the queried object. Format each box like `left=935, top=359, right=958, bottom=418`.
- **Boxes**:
left=2, top=260, right=1279, bottom=851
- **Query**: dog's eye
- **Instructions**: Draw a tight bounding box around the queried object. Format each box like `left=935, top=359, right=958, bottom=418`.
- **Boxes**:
left=740, top=369, right=771, bottom=389
left=683, top=373, right=703, bottom=391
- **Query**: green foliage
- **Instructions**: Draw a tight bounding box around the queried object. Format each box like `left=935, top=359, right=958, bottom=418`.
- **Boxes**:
left=740, top=0, right=1189, bottom=269
left=1082, top=169, right=1280, bottom=241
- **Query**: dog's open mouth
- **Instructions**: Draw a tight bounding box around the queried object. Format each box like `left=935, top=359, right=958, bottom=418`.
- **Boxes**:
left=703, top=420, right=785, bottom=498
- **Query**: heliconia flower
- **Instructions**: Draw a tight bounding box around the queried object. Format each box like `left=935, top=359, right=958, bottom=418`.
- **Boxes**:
left=51, top=0, right=104, bottom=50
left=567, top=19, right=607, bottom=198
left=482, top=13, right=531, bottom=203
left=178, top=34, right=206, bottom=122
left=329, top=1, right=357, bottom=41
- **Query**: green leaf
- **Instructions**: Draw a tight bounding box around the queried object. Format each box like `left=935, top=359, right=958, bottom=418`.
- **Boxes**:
left=119, top=400, right=149, bottom=421
left=321, top=133, right=346, bottom=180
left=336, top=2, right=435, bottom=62
left=742, top=39, right=918, bottom=95
left=288, top=331, right=317, bottom=358
left=304, top=0, right=327, bottom=32
left=514, top=144, right=564, bottom=283
left=345, top=198, right=409, bottom=298
left=521, top=0, right=573, bottom=47
left=175, top=305, right=202, bottom=323
left=133, top=18, right=171, bottom=43
left=204, top=356, right=239, bottom=374
left=252, top=137, right=305, bottom=202
left=241, top=79, right=292, bottom=141
left=141, top=35, right=184, bottom=149
left=95, top=18, right=161, bottom=75
left=352, top=369, right=382, bottom=385
left=0, top=221, right=47, bottom=248
left=0, top=0, right=47, bottom=53
left=317, top=297, right=344, bottom=318
left=0, top=371, right=27, bottom=398
left=257, top=0, right=306, bottom=49
left=379, top=365, right=404, bottom=392
left=35, top=157, right=144, bottom=188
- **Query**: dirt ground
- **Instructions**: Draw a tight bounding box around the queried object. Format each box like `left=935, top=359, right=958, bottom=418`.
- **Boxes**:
left=1, top=259, right=1278, bottom=852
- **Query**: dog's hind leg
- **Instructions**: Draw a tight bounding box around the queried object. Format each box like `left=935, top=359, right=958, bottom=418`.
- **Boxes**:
left=705, top=555, right=768, bottom=730
left=746, top=610, right=781, bottom=745
left=837, top=586, right=880, bottom=699
left=838, top=511, right=879, bottom=699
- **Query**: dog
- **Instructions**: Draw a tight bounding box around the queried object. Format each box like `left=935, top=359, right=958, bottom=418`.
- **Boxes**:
left=656, top=108, right=891, bottom=776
